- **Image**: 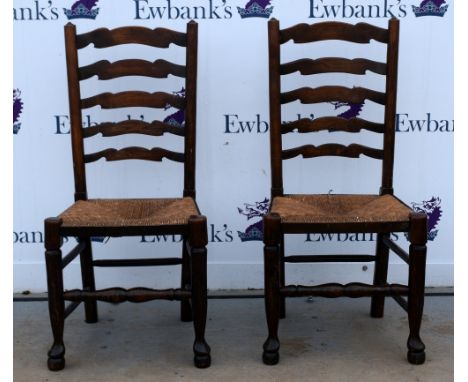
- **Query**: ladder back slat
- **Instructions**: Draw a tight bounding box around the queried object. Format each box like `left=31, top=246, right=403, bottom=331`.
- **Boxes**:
left=281, top=57, right=387, bottom=76
left=82, top=120, right=185, bottom=138
left=81, top=91, right=185, bottom=110
left=280, top=22, right=389, bottom=45
left=282, top=143, right=384, bottom=160
left=79, top=59, right=186, bottom=80
left=84, top=147, right=185, bottom=163
left=76, top=26, right=187, bottom=49
left=280, top=86, right=386, bottom=106
left=282, top=117, right=384, bottom=134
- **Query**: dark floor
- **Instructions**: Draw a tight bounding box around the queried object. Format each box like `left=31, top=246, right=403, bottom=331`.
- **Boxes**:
left=14, top=295, right=453, bottom=382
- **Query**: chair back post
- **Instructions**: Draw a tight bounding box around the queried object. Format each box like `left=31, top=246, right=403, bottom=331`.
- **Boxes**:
left=380, top=17, right=400, bottom=196
left=268, top=18, right=284, bottom=199
left=184, top=21, right=198, bottom=199
left=64, top=23, right=88, bottom=201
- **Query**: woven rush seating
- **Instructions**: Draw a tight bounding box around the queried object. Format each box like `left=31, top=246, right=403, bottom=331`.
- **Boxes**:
left=59, top=198, right=199, bottom=228
left=271, top=194, right=412, bottom=225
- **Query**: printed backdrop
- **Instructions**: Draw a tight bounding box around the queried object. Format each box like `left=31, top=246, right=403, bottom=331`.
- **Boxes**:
left=13, top=0, right=453, bottom=292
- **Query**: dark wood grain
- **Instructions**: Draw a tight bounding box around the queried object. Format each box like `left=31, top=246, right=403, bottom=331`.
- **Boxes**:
left=280, top=86, right=386, bottom=105
left=381, top=17, right=400, bottom=195
left=262, top=214, right=281, bottom=365
left=188, top=215, right=211, bottom=368
left=280, top=21, right=388, bottom=45
left=281, top=117, right=384, bottom=134
left=63, top=288, right=191, bottom=302
left=280, top=282, right=408, bottom=298
left=64, top=23, right=88, bottom=201
left=44, top=218, right=65, bottom=371
left=282, top=143, right=384, bottom=160
left=281, top=57, right=386, bottom=76
left=76, top=26, right=187, bottom=49
left=84, top=146, right=185, bottom=163
left=268, top=18, right=284, bottom=199
left=79, top=59, right=186, bottom=80
left=78, top=237, right=97, bottom=323
left=183, top=21, right=198, bottom=199
left=407, top=213, right=427, bottom=364
left=83, top=120, right=185, bottom=138
left=370, top=233, right=390, bottom=318
left=81, top=91, right=185, bottom=110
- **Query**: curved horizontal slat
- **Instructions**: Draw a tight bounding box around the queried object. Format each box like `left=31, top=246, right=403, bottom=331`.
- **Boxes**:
left=280, top=22, right=388, bottom=44
left=83, top=120, right=185, bottom=138
left=81, top=91, right=185, bottom=110
left=280, top=57, right=386, bottom=76
left=282, top=143, right=383, bottom=160
left=79, top=59, right=186, bottom=80
left=76, top=27, right=187, bottom=49
left=282, top=117, right=384, bottom=134
left=84, top=147, right=185, bottom=163
left=281, top=86, right=386, bottom=106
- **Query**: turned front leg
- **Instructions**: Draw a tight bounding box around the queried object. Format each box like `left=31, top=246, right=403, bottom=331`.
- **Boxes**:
left=188, top=216, right=211, bottom=368
left=407, top=213, right=427, bottom=365
left=45, top=218, right=66, bottom=371
left=262, top=213, right=281, bottom=365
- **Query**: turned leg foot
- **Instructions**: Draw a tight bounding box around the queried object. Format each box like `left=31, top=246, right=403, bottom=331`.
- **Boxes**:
left=407, top=336, right=426, bottom=364
left=47, top=342, right=65, bottom=371
left=262, top=337, right=280, bottom=365
left=193, top=340, right=211, bottom=368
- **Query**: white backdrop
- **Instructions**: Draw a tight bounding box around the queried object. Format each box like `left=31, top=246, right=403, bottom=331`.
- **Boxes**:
left=13, top=0, right=453, bottom=292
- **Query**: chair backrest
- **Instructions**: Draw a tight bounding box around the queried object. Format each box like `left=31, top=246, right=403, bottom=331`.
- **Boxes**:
left=268, top=18, right=399, bottom=198
left=64, top=21, right=198, bottom=201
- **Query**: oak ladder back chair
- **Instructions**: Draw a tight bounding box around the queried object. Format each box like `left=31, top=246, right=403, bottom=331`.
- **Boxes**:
left=44, top=21, right=211, bottom=370
left=263, top=18, right=428, bottom=365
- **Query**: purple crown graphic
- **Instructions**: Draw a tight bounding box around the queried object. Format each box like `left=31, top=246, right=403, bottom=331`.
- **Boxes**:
left=331, top=101, right=364, bottom=120
left=64, top=0, right=100, bottom=20
left=237, top=198, right=270, bottom=242
left=163, top=87, right=185, bottom=128
left=412, top=0, right=448, bottom=17
left=237, top=0, right=274, bottom=19
left=13, top=89, right=23, bottom=135
left=405, top=197, right=443, bottom=241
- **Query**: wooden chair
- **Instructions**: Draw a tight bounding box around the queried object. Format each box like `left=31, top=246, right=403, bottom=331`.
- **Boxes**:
left=263, top=18, right=428, bottom=365
left=44, top=21, right=210, bottom=370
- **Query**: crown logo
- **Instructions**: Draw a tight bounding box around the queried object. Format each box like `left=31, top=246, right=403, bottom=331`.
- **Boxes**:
left=163, top=88, right=186, bottom=128
left=64, top=0, right=100, bottom=20
left=412, top=0, right=448, bottom=17
left=237, top=1, right=274, bottom=19
left=330, top=101, right=364, bottom=120
left=405, top=197, right=443, bottom=241
left=237, top=198, right=270, bottom=242
left=13, top=89, right=23, bottom=135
